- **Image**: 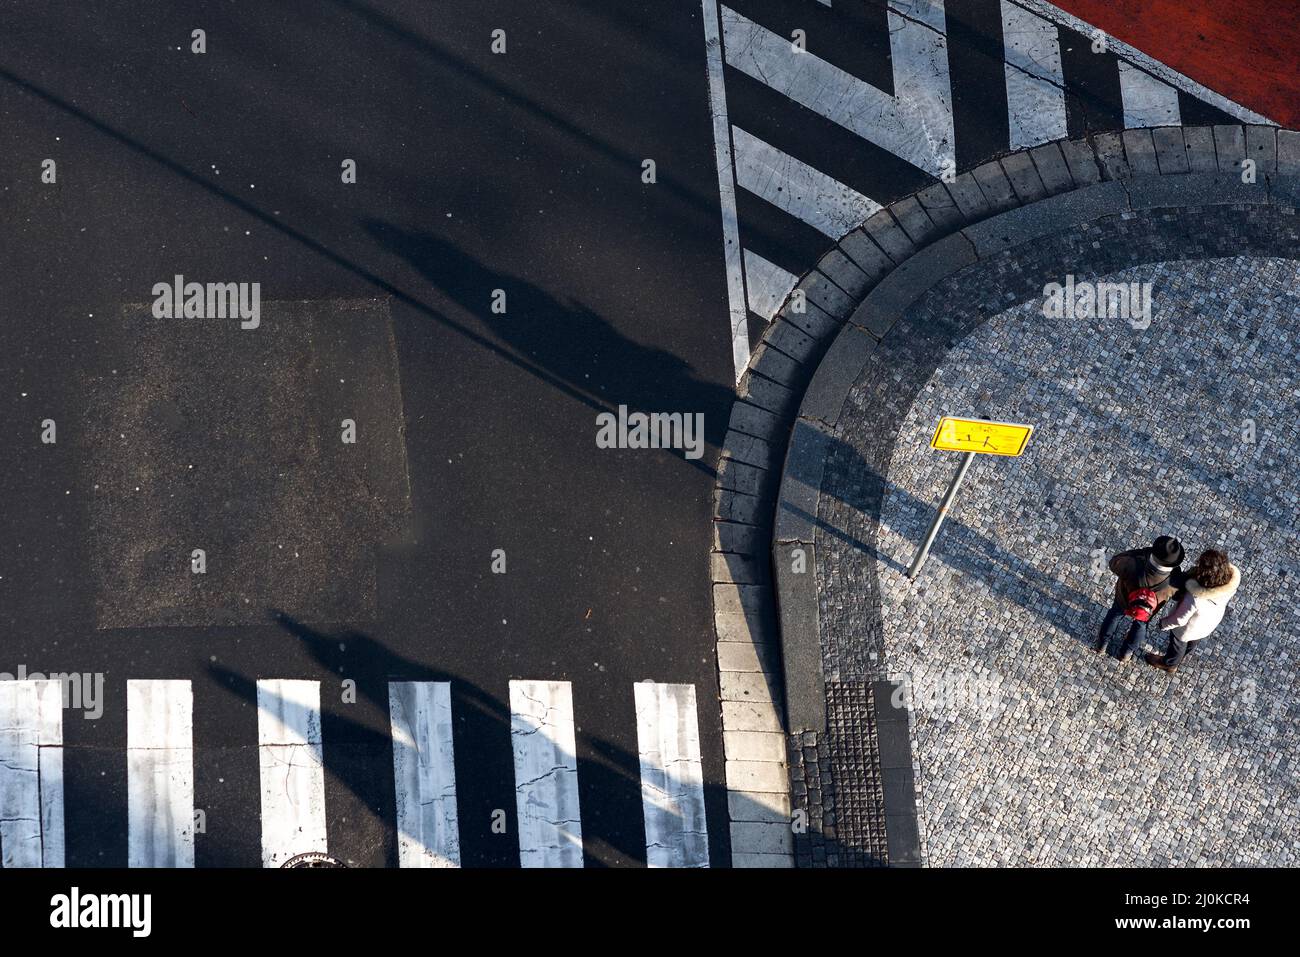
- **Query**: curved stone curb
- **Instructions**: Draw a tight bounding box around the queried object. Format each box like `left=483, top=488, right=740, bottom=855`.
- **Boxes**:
left=709, top=123, right=1300, bottom=866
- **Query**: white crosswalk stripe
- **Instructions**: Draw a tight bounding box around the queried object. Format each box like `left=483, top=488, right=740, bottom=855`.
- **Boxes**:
left=509, top=679, right=584, bottom=868
left=389, top=681, right=461, bottom=868
left=127, top=680, right=195, bottom=868
left=721, top=4, right=954, bottom=175
left=635, top=682, right=710, bottom=868
left=1118, top=61, right=1181, bottom=128
left=0, top=680, right=64, bottom=868
left=1001, top=1, right=1067, bottom=148
left=701, top=0, right=1273, bottom=382
left=0, top=677, right=714, bottom=867
left=744, top=249, right=800, bottom=321
left=1013, top=0, right=1271, bottom=125
left=733, top=126, right=881, bottom=239
left=701, top=0, right=752, bottom=380
left=257, top=678, right=328, bottom=868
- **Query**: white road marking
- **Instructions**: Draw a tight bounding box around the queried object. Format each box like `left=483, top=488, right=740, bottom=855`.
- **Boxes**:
left=127, top=680, right=195, bottom=867
left=1001, top=1, right=1068, bottom=148
left=1118, top=61, right=1181, bottom=128
left=257, top=679, right=327, bottom=867
left=720, top=2, right=954, bottom=174
left=389, top=681, right=460, bottom=868
left=634, top=682, right=709, bottom=868
left=509, top=679, right=583, bottom=867
left=1011, top=0, right=1273, bottom=124
left=743, top=250, right=800, bottom=321
left=0, top=680, right=64, bottom=868
left=702, top=0, right=753, bottom=383
left=733, top=126, right=882, bottom=239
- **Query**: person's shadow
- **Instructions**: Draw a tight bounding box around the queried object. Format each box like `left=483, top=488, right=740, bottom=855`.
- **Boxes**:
left=363, top=219, right=736, bottom=476
left=204, top=610, right=726, bottom=868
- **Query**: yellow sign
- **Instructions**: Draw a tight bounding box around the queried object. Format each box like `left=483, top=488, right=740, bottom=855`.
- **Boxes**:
left=930, top=416, right=1034, bottom=457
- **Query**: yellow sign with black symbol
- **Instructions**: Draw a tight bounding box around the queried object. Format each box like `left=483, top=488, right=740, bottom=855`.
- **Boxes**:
left=930, top=416, right=1034, bottom=457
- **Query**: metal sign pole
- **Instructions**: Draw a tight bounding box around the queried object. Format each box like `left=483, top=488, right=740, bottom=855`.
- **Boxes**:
left=907, top=450, right=976, bottom=578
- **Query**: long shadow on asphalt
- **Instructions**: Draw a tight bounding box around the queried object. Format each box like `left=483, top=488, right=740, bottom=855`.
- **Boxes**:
left=0, top=62, right=738, bottom=480
left=319, top=0, right=719, bottom=223
left=363, top=218, right=735, bottom=474
left=0, top=66, right=669, bottom=431
left=204, top=610, right=734, bottom=868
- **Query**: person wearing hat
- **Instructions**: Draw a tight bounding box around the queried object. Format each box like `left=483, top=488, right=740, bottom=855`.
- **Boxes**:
left=1093, top=535, right=1187, bottom=661
left=1145, top=549, right=1241, bottom=673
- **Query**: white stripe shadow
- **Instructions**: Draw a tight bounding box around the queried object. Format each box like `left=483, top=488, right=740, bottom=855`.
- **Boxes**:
left=389, top=681, right=461, bottom=867
left=509, top=679, right=583, bottom=867
left=733, top=126, right=882, bottom=239
left=0, top=680, right=64, bottom=867
left=721, top=2, right=954, bottom=175
left=128, top=679, right=195, bottom=867
left=257, top=679, right=327, bottom=867
left=1001, top=1, right=1068, bottom=148
left=1118, top=61, right=1181, bottom=128
left=1011, top=0, right=1272, bottom=124
left=743, top=250, right=800, bottom=321
left=635, top=682, right=710, bottom=868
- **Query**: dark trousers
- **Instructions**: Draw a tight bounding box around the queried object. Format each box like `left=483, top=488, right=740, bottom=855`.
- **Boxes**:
left=1162, top=634, right=1198, bottom=668
left=1097, top=605, right=1148, bottom=658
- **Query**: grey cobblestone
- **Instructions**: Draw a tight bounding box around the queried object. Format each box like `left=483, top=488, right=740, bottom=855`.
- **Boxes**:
left=915, top=182, right=964, bottom=231
left=863, top=210, right=917, bottom=264
left=814, top=206, right=1300, bottom=866
left=765, top=318, right=820, bottom=365
left=737, top=369, right=798, bottom=417
left=1060, top=138, right=1101, bottom=185
left=1182, top=125, right=1218, bottom=172
left=971, top=160, right=1018, bottom=212
left=946, top=171, right=992, bottom=220
left=749, top=341, right=802, bottom=387
left=1000, top=152, right=1048, bottom=204
left=1245, top=124, right=1277, bottom=174
left=1092, top=131, right=1128, bottom=179
left=1028, top=142, right=1074, bottom=195
left=1151, top=126, right=1189, bottom=174
left=722, top=127, right=1300, bottom=869
left=802, top=271, right=857, bottom=319
left=778, top=298, right=840, bottom=341
left=1213, top=124, right=1246, bottom=173
left=728, top=398, right=782, bottom=442
left=816, top=248, right=873, bottom=300
left=838, top=229, right=894, bottom=280
left=1121, top=128, right=1159, bottom=174
left=889, top=196, right=941, bottom=246
left=1278, top=130, right=1300, bottom=175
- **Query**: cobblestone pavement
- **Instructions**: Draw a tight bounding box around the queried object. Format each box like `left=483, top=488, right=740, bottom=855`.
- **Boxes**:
left=826, top=254, right=1300, bottom=866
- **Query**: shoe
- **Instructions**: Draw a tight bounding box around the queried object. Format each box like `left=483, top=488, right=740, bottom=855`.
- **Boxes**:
left=1144, top=652, right=1176, bottom=673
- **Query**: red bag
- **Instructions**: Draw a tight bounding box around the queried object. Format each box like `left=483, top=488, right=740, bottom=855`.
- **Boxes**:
left=1125, top=587, right=1159, bottom=622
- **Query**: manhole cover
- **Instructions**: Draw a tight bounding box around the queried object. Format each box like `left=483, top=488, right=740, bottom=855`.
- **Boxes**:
left=280, top=852, right=347, bottom=869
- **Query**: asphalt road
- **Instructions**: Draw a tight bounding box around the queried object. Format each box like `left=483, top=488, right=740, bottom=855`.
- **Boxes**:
left=0, top=0, right=737, bottom=867
left=0, top=0, right=1280, bottom=870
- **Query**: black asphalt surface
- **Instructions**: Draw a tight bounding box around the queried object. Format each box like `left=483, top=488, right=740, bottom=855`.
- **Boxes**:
left=0, top=0, right=1249, bottom=870
left=1, top=0, right=736, bottom=867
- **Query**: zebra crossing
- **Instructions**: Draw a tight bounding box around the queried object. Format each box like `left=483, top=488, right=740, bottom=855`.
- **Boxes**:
left=701, top=0, right=1274, bottom=380
left=0, top=678, right=711, bottom=868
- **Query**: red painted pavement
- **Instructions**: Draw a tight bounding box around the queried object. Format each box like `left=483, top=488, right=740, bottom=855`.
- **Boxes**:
left=1054, top=0, right=1300, bottom=128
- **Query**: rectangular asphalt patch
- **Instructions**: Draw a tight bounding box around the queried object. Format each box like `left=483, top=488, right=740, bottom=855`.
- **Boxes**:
left=78, top=298, right=411, bottom=629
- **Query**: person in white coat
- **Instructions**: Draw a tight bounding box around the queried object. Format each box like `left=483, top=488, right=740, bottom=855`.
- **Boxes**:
left=1145, top=549, right=1241, bottom=673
